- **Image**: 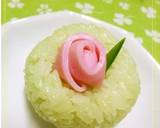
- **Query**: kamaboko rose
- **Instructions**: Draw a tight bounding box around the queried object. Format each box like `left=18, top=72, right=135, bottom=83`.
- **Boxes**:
left=55, top=33, right=106, bottom=92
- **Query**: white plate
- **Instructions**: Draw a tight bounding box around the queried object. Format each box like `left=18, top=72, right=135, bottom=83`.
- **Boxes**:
left=2, top=11, right=160, bottom=128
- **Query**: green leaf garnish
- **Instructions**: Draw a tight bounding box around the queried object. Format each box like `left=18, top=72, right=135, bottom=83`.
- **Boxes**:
left=106, top=38, right=126, bottom=71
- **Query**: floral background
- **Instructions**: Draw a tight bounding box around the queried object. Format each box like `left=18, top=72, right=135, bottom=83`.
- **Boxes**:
left=2, top=0, right=160, bottom=63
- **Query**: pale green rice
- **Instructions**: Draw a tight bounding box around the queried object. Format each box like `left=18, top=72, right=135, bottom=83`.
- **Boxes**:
left=25, top=23, right=140, bottom=128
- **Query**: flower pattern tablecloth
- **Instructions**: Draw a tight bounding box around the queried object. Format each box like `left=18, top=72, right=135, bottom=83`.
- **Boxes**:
left=2, top=0, right=160, bottom=63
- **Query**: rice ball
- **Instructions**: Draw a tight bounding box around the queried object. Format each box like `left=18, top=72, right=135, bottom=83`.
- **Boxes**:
left=25, top=23, right=140, bottom=128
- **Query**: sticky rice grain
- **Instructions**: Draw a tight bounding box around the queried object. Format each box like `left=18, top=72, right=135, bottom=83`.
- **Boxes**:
left=25, top=24, right=140, bottom=128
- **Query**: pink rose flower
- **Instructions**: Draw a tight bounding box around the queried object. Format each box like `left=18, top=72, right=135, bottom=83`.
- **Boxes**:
left=55, top=33, right=106, bottom=92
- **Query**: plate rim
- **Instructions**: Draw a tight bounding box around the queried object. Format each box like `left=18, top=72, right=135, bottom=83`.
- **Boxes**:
left=2, top=10, right=160, bottom=128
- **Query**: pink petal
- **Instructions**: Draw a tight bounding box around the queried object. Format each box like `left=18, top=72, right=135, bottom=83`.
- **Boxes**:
left=55, top=33, right=106, bottom=92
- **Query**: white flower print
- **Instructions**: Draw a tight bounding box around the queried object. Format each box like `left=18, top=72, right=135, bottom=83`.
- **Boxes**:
left=8, top=0, right=24, bottom=9
left=128, top=32, right=143, bottom=44
left=113, top=13, right=132, bottom=26
left=102, top=0, right=113, bottom=4
left=119, top=2, right=130, bottom=10
left=37, top=4, right=52, bottom=15
left=145, top=30, right=160, bottom=43
left=75, top=2, right=94, bottom=14
left=141, top=6, right=156, bottom=18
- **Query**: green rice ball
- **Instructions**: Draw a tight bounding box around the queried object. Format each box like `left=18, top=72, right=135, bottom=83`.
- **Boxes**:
left=25, top=23, right=140, bottom=128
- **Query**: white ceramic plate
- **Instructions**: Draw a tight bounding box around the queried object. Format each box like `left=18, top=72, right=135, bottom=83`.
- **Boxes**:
left=2, top=11, right=160, bottom=128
